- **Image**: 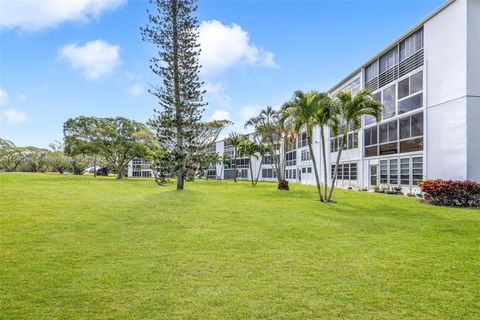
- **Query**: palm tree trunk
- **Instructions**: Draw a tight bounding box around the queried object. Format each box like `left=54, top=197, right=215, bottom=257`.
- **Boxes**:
left=327, top=134, right=345, bottom=202
left=249, top=159, right=255, bottom=186
left=254, top=156, right=262, bottom=186
left=308, top=139, right=323, bottom=202
left=233, top=156, right=237, bottom=183
left=320, top=127, right=329, bottom=201
left=93, top=156, right=97, bottom=178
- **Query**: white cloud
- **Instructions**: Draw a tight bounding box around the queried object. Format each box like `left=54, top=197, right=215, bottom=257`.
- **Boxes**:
left=2, top=109, right=28, bottom=124
left=204, top=82, right=231, bottom=109
left=126, top=83, right=144, bottom=96
left=59, top=40, right=121, bottom=80
left=0, top=0, right=126, bottom=31
left=210, top=109, right=230, bottom=121
left=240, top=105, right=261, bottom=121
left=198, top=20, right=277, bottom=75
left=0, top=87, right=9, bottom=106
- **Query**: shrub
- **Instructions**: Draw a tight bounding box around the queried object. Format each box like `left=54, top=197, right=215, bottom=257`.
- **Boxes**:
left=419, top=180, right=480, bottom=207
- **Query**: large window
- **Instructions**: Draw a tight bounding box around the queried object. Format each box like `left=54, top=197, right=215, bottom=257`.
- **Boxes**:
left=262, top=168, right=276, bottom=179
left=330, top=133, right=358, bottom=152
left=379, top=47, right=398, bottom=73
left=382, top=85, right=396, bottom=119
left=364, top=112, right=423, bottom=157
left=376, top=156, right=423, bottom=187
left=398, top=71, right=423, bottom=114
left=301, top=149, right=311, bottom=161
left=331, top=162, right=357, bottom=181
left=365, top=92, right=381, bottom=125
left=365, top=61, right=378, bottom=83
left=286, top=150, right=296, bottom=166
left=400, top=29, right=423, bottom=62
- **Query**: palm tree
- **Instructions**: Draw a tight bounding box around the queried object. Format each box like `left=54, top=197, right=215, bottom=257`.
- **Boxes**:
left=238, top=139, right=260, bottom=186
left=220, top=151, right=231, bottom=179
left=206, top=152, right=221, bottom=180
left=254, top=143, right=268, bottom=186
left=326, top=89, right=383, bottom=202
left=225, top=132, right=244, bottom=183
left=282, top=90, right=324, bottom=201
left=245, top=106, right=290, bottom=190
left=311, top=93, right=340, bottom=200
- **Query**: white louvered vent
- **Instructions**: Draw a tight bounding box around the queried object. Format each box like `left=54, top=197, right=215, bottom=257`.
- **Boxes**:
left=399, top=49, right=424, bottom=77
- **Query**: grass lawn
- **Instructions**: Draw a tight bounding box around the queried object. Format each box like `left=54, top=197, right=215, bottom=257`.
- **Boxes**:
left=1, top=173, right=479, bottom=319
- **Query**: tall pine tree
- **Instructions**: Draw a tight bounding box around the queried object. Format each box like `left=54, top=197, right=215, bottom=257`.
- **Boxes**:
left=142, top=0, right=206, bottom=190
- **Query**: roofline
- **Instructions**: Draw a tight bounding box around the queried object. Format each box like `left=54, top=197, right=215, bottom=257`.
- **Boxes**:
left=327, top=0, right=456, bottom=93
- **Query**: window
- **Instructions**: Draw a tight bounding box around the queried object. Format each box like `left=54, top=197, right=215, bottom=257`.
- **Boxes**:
left=365, top=92, right=381, bottom=125
left=410, top=71, right=423, bottom=94
left=307, top=167, right=312, bottom=173
left=262, top=168, right=276, bottom=179
left=365, top=61, right=378, bottom=83
left=398, top=93, right=423, bottom=114
left=398, top=71, right=423, bottom=114
left=400, top=112, right=423, bottom=140
left=286, top=150, right=296, bottom=166
left=382, top=85, right=396, bottom=119
left=301, top=149, right=311, bottom=161
left=400, top=29, right=423, bottom=62
left=389, top=159, right=398, bottom=185
left=300, top=132, right=307, bottom=148
left=379, top=47, right=398, bottom=73
left=412, top=157, right=423, bottom=185
left=364, top=127, right=377, bottom=146
left=380, top=160, right=388, bottom=184
left=379, top=120, right=397, bottom=143
left=331, top=162, right=358, bottom=181
left=400, top=158, right=410, bottom=185
left=398, top=78, right=409, bottom=100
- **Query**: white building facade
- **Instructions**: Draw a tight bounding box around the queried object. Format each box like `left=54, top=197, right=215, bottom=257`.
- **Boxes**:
left=129, top=0, right=480, bottom=192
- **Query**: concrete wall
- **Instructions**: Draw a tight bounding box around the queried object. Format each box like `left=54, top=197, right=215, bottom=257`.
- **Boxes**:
left=467, top=0, right=480, bottom=181
left=424, top=0, right=468, bottom=180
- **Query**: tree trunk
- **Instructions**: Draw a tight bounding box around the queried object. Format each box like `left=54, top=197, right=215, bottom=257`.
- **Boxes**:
left=320, top=127, right=329, bottom=201
left=93, top=156, right=97, bottom=178
left=327, top=134, right=346, bottom=202
left=233, top=156, right=237, bottom=183
left=172, top=0, right=184, bottom=191
left=308, top=138, right=323, bottom=202
left=117, top=168, right=124, bottom=180
left=254, top=156, right=262, bottom=186
left=249, top=159, right=255, bottom=186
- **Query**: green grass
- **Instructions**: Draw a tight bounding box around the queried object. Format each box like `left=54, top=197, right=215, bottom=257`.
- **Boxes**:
left=1, top=173, right=479, bottom=319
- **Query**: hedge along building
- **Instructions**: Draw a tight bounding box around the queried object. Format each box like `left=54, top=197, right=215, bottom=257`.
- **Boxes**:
left=130, top=0, right=480, bottom=193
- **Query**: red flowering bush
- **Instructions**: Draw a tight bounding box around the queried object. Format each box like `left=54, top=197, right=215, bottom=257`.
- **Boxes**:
left=419, top=180, right=480, bottom=207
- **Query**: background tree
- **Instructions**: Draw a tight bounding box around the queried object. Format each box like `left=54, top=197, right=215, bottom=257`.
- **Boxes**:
left=142, top=0, right=206, bottom=190
left=327, top=89, right=382, bottom=202
left=225, top=132, right=245, bottom=183
left=63, top=116, right=101, bottom=177
left=0, top=139, right=25, bottom=172
left=70, top=154, right=93, bottom=175
left=48, top=141, right=72, bottom=174
left=64, top=116, right=152, bottom=179
left=22, top=147, right=49, bottom=172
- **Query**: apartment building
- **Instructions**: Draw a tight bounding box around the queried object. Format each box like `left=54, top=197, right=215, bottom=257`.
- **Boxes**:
left=129, top=0, right=480, bottom=192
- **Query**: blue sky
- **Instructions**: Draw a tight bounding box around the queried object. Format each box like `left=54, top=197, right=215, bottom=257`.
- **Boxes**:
left=0, top=0, right=444, bottom=148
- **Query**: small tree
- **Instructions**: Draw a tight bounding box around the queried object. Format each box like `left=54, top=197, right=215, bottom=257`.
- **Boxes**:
left=225, top=132, right=245, bottom=183
left=245, top=106, right=290, bottom=190
left=238, top=139, right=259, bottom=186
